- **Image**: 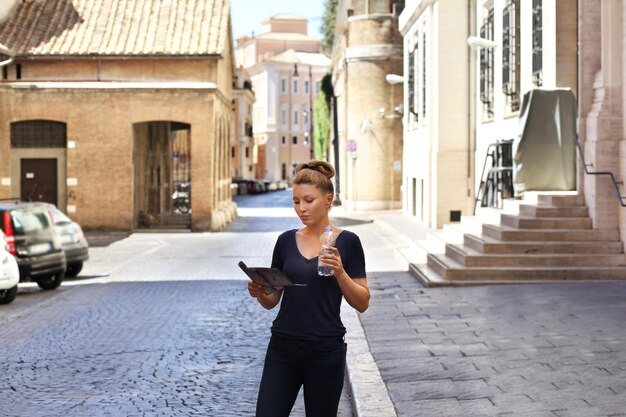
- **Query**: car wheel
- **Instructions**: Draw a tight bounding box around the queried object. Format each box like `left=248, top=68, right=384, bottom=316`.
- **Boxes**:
left=36, top=271, right=64, bottom=290
left=0, top=285, right=18, bottom=304
left=65, top=262, right=83, bottom=278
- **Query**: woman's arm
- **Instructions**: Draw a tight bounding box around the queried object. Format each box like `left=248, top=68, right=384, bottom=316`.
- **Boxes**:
left=320, top=246, right=370, bottom=313
left=336, top=275, right=370, bottom=313
left=247, top=281, right=282, bottom=310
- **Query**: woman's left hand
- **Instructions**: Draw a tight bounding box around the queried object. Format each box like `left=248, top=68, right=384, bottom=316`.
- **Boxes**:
left=319, top=246, right=346, bottom=278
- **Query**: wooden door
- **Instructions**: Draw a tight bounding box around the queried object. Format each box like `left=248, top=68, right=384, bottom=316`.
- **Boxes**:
left=20, top=159, right=57, bottom=205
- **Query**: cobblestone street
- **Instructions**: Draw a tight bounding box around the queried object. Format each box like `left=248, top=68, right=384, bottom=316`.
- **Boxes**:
left=0, top=191, right=354, bottom=417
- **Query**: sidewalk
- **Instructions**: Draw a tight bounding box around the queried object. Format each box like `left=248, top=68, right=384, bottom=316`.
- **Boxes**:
left=336, top=209, right=626, bottom=417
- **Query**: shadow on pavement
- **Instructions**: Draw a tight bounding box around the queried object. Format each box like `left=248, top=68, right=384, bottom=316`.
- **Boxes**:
left=85, top=232, right=131, bottom=247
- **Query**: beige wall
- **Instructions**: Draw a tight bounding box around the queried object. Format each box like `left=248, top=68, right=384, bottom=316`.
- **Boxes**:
left=579, top=0, right=624, bottom=239
left=338, top=14, right=404, bottom=210
left=13, top=59, right=218, bottom=83
left=0, top=84, right=235, bottom=231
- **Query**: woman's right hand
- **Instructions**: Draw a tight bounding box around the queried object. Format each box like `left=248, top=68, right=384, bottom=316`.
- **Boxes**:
left=248, top=281, right=282, bottom=310
left=247, top=281, right=267, bottom=298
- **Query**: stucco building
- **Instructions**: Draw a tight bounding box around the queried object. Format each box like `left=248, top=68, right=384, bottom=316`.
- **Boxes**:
left=232, top=67, right=257, bottom=180
left=394, top=0, right=626, bottom=284
left=332, top=0, right=405, bottom=211
left=0, top=0, right=236, bottom=231
left=234, top=15, right=331, bottom=182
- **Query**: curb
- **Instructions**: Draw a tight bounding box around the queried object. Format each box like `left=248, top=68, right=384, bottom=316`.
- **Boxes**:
left=343, top=304, right=397, bottom=417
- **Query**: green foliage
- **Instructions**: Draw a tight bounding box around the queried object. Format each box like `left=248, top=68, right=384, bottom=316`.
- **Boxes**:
left=321, top=0, right=338, bottom=56
left=314, top=89, right=331, bottom=159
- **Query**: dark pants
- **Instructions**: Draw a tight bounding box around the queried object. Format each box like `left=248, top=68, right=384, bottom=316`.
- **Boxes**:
left=256, top=334, right=347, bottom=417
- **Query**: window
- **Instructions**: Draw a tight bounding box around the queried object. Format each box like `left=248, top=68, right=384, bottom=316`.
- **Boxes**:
left=315, top=81, right=320, bottom=93
left=11, top=120, right=67, bottom=148
left=479, top=8, right=495, bottom=119
left=282, top=136, right=286, bottom=145
left=293, top=110, right=299, bottom=125
left=293, top=79, right=298, bottom=93
left=407, top=34, right=418, bottom=121
left=245, top=147, right=250, bottom=158
left=303, top=110, right=309, bottom=126
left=2, top=66, right=7, bottom=80
left=16, top=64, right=21, bottom=80
left=292, top=136, right=298, bottom=145
left=281, top=79, right=286, bottom=93
left=231, top=146, right=235, bottom=158
left=304, top=80, right=310, bottom=94
left=282, top=163, right=286, bottom=180
left=502, top=0, right=520, bottom=112
left=532, top=0, right=543, bottom=86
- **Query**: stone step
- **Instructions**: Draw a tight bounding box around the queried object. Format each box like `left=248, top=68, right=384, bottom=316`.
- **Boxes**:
left=537, top=194, right=582, bottom=207
left=482, top=224, right=619, bottom=241
left=442, top=223, right=466, bottom=243
left=446, top=244, right=626, bottom=267
left=500, top=214, right=592, bottom=229
left=464, top=234, right=624, bottom=254
left=427, top=253, right=626, bottom=281
left=409, top=263, right=452, bottom=287
left=519, top=204, right=589, bottom=218
left=422, top=230, right=447, bottom=254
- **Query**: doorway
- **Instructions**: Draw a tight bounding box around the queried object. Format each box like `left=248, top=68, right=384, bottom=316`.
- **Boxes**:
left=133, top=121, right=191, bottom=229
left=21, top=159, right=58, bottom=205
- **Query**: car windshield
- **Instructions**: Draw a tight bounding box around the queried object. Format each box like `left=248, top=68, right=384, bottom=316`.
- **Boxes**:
left=50, top=207, right=72, bottom=225
left=11, top=209, right=51, bottom=235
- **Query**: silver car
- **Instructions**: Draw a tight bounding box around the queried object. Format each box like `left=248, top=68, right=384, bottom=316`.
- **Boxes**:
left=40, top=204, right=89, bottom=278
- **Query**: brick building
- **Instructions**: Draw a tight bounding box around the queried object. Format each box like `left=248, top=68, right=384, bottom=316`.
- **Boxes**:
left=0, top=0, right=236, bottom=231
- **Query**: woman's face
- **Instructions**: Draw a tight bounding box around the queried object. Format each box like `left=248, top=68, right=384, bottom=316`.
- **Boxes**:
left=292, top=183, right=332, bottom=226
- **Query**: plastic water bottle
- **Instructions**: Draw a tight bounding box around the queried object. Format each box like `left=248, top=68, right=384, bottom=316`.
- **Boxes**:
left=318, top=225, right=334, bottom=276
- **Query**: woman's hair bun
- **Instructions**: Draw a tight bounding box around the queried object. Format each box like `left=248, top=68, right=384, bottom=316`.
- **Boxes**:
left=295, top=160, right=335, bottom=179
left=293, top=160, right=335, bottom=196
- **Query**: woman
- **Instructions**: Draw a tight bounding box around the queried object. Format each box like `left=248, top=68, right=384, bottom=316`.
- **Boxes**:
left=248, top=160, right=370, bottom=417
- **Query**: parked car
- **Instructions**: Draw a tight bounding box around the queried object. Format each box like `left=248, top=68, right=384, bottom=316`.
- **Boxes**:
left=0, top=229, right=19, bottom=304
left=0, top=202, right=66, bottom=290
left=232, top=177, right=267, bottom=195
left=36, top=203, right=89, bottom=278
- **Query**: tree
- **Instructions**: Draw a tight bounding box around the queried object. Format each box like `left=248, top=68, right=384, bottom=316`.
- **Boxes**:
left=313, top=89, right=331, bottom=160
left=320, top=0, right=338, bottom=56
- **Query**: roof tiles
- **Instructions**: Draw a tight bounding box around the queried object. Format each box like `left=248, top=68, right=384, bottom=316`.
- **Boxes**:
left=0, top=0, right=230, bottom=57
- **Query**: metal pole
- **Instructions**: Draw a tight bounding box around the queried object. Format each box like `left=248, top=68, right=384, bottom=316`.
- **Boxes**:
left=332, top=94, right=341, bottom=205
left=309, top=65, right=314, bottom=160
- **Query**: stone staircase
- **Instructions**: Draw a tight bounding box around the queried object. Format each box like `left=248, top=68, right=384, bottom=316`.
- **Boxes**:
left=412, top=194, right=626, bottom=286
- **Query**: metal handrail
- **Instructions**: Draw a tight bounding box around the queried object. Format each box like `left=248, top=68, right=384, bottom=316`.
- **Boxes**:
left=575, top=134, right=626, bottom=207
left=474, top=140, right=514, bottom=214
left=474, top=143, right=497, bottom=214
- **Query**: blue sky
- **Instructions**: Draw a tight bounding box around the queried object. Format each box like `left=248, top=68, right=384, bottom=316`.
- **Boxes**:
left=231, top=0, right=325, bottom=40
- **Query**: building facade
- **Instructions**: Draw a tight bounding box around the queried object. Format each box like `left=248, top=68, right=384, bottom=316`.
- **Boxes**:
left=398, top=0, right=474, bottom=228
left=578, top=0, right=626, bottom=240
left=232, top=67, right=257, bottom=180
left=234, top=15, right=330, bottom=182
left=332, top=0, right=405, bottom=211
left=395, top=0, right=577, bottom=227
left=0, top=0, right=236, bottom=231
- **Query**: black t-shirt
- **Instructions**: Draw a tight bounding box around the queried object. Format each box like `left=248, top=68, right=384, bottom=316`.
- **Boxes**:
left=270, top=228, right=366, bottom=340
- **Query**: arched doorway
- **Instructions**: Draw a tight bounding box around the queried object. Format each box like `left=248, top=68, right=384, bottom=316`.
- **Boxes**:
left=133, top=121, right=191, bottom=229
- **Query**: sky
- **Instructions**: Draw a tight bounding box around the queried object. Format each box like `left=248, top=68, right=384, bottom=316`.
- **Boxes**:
left=230, top=0, right=325, bottom=40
